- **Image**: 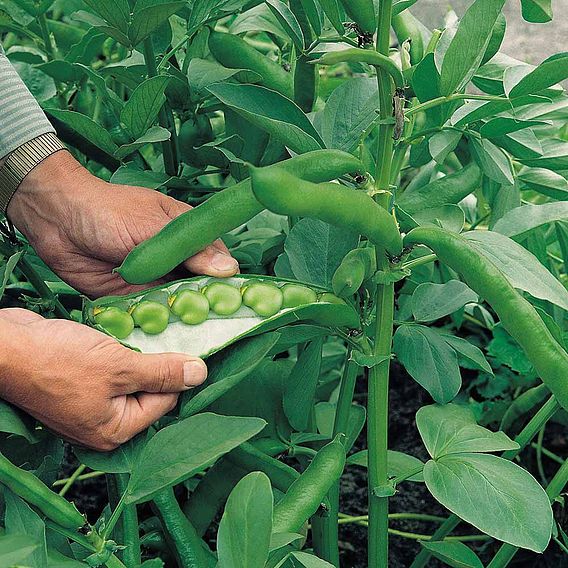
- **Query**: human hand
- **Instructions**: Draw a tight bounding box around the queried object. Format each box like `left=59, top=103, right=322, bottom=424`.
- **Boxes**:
left=0, top=308, right=207, bottom=451
left=7, top=151, right=239, bottom=298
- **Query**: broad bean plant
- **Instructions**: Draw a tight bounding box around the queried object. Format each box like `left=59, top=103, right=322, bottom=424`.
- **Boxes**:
left=0, top=0, right=567, bottom=566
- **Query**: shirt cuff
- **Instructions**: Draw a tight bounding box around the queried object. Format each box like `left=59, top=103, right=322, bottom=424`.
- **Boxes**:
left=0, top=49, right=56, bottom=160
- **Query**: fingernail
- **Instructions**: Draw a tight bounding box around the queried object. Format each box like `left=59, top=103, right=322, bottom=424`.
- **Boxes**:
left=184, top=360, right=207, bottom=388
left=212, top=252, right=239, bottom=273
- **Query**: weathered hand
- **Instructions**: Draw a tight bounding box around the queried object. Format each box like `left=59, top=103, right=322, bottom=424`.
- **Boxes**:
left=0, top=308, right=207, bottom=451
left=7, top=151, right=239, bottom=298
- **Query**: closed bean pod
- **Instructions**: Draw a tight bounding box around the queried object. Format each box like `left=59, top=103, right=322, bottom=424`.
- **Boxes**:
left=0, top=453, right=85, bottom=530
left=272, top=439, right=346, bottom=534
left=117, top=150, right=365, bottom=285
left=250, top=166, right=403, bottom=256
left=404, top=226, right=568, bottom=412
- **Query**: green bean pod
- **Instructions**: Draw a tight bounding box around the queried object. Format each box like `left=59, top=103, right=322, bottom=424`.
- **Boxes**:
left=272, top=439, right=346, bottom=534
left=209, top=31, right=293, bottom=99
left=391, top=11, right=425, bottom=65
left=290, top=0, right=318, bottom=112
left=338, top=0, right=376, bottom=34
left=226, top=442, right=299, bottom=493
left=250, top=167, right=403, bottom=256
left=0, top=453, right=85, bottom=530
left=314, top=48, right=405, bottom=89
left=332, top=247, right=376, bottom=296
left=404, top=227, right=568, bottom=412
left=153, top=488, right=214, bottom=568
left=117, top=150, right=365, bottom=284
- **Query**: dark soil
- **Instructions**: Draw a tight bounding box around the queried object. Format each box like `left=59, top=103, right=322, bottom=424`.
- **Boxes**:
left=61, top=363, right=568, bottom=567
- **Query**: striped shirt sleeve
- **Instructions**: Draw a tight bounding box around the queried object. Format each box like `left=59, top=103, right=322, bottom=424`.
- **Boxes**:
left=0, top=43, right=56, bottom=160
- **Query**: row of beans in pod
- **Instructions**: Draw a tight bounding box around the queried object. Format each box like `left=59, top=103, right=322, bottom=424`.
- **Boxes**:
left=93, top=280, right=344, bottom=340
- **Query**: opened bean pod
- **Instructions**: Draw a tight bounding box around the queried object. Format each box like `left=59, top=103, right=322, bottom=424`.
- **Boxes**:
left=90, top=277, right=345, bottom=345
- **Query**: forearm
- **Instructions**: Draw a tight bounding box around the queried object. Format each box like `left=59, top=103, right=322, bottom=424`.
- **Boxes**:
left=0, top=44, right=56, bottom=161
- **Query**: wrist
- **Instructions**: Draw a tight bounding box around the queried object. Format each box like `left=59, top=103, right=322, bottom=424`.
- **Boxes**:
left=6, top=151, right=89, bottom=242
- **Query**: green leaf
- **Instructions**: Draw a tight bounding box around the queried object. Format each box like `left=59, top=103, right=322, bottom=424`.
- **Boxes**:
left=520, top=0, right=552, bottom=22
left=439, top=0, right=506, bottom=95
left=4, top=492, right=47, bottom=568
left=424, top=453, right=553, bottom=552
left=11, top=61, right=55, bottom=101
left=347, top=450, right=425, bottom=482
left=179, top=332, right=280, bottom=418
left=437, top=333, right=493, bottom=375
left=217, top=472, right=273, bottom=568
left=317, top=0, right=344, bottom=34
left=284, top=338, right=324, bottom=431
left=75, top=431, right=148, bottom=473
left=0, top=534, right=40, bottom=566
left=479, top=117, right=549, bottom=138
left=398, top=163, right=481, bottom=215
left=493, top=202, right=568, bottom=238
left=0, top=251, right=22, bottom=301
left=464, top=230, right=568, bottom=311
left=208, top=83, right=323, bottom=154
left=46, top=109, right=118, bottom=155
left=428, top=130, right=462, bottom=164
left=284, top=219, right=359, bottom=288
left=488, top=323, right=534, bottom=375
left=316, top=78, right=378, bottom=153
left=265, top=0, right=305, bottom=51
left=121, top=76, right=170, bottom=139
left=128, top=2, right=185, bottom=47
left=289, top=551, right=336, bottom=567
left=187, top=58, right=262, bottom=95
left=0, top=400, right=37, bottom=443
left=126, top=413, right=266, bottom=504
left=411, top=204, right=465, bottom=234
left=420, top=541, right=483, bottom=568
left=82, top=0, right=131, bottom=34
left=506, top=53, right=568, bottom=98
left=517, top=167, right=568, bottom=199
left=115, top=125, right=170, bottom=159
left=469, top=136, right=514, bottom=185
left=411, top=280, right=478, bottom=322
left=416, top=403, right=518, bottom=458
left=315, top=402, right=366, bottom=452
left=393, top=324, right=461, bottom=403
left=519, top=139, right=568, bottom=170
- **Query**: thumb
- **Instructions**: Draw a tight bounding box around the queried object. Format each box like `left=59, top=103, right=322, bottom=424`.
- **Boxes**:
left=114, top=350, right=208, bottom=395
left=118, top=392, right=181, bottom=441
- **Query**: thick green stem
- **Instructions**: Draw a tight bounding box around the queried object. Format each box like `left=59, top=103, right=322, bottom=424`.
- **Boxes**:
left=405, top=94, right=504, bottom=117
left=411, top=396, right=560, bottom=568
left=368, top=282, right=395, bottom=568
left=142, top=38, right=179, bottom=176
left=368, top=2, right=396, bottom=565
left=106, top=474, right=141, bottom=566
left=312, top=357, right=358, bottom=565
